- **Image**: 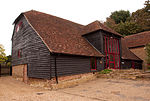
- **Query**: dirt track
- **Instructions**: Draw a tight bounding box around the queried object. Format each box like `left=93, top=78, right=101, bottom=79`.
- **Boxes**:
left=0, top=76, right=150, bottom=101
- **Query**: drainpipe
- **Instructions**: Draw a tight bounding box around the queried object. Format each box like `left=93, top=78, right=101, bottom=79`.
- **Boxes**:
left=54, top=56, right=58, bottom=84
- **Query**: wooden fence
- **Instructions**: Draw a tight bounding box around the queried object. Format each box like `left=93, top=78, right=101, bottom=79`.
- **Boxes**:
left=0, top=64, right=12, bottom=77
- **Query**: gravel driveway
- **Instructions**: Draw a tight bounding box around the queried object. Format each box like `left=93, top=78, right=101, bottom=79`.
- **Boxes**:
left=0, top=76, right=150, bottom=101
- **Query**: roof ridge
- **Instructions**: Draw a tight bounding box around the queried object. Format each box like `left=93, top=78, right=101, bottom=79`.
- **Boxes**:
left=125, top=31, right=150, bottom=38
left=24, top=10, right=84, bottom=27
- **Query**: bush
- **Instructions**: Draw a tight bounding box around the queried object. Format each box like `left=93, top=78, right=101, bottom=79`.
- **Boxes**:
left=99, top=69, right=112, bottom=74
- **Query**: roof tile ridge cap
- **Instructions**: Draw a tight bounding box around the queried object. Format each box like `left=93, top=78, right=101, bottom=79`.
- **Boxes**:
left=125, top=34, right=138, bottom=38
left=97, top=21, right=123, bottom=37
left=23, top=14, right=54, bottom=53
left=26, top=10, right=84, bottom=27
left=97, top=20, right=114, bottom=31
left=94, top=20, right=102, bottom=29
left=125, top=31, right=150, bottom=38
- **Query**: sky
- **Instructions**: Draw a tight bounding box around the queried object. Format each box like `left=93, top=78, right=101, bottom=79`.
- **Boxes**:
left=0, top=0, right=145, bottom=55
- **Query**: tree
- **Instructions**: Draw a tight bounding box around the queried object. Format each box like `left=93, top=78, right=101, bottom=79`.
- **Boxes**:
left=110, top=10, right=130, bottom=24
left=115, top=21, right=142, bottom=36
left=104, top=17, right=117, bottom=30
left=6, top=55, right=12, bottom=67
left=104, top=10, right=136, bottom=35
left=131, top=1, right=150, bottom=31
left=146, top=43, right=150, bottom=69
left=105, top=1, right=150, bottom=36
left=0, top=44, right=7, bottom=63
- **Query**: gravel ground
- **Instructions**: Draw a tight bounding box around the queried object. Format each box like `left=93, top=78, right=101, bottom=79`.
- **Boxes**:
left=0, top=76, right=150, bottom=101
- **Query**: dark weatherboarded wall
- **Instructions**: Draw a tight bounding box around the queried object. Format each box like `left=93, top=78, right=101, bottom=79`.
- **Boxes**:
left=50, top=55, right=103, bottom=77
left=51, top=55, right=102, bottom=77
left=121, top=60, right=142, bottom=69
left=12, top=16, right=51, bottom=79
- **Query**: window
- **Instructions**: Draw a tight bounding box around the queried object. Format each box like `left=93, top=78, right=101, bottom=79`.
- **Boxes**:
left=18, top=49, right=22, bottom=58
left=91, top=57, right=97, bottom=70
left=16, top=22, right=23, bottom=33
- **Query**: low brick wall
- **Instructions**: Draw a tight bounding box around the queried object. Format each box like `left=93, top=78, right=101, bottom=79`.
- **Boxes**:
left=28, top=73, right=97, bottom=90
left=12, top=64, right=28, bottom=83
left=12, top=65, right=24, bottom=78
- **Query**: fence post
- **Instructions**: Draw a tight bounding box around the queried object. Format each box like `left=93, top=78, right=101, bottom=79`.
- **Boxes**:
left=10, top=66, right=12, bottom=76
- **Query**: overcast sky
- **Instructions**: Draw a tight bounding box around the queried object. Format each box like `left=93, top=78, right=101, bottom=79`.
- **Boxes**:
left=0, top=0, right=145, bottom=55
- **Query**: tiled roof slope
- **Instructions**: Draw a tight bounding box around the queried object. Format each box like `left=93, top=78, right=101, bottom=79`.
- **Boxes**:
left=23, top=10, right=103, bottom=57
left=81, top=21, right=123, bottom=37
left=125, top=31, right=150, bottom=48
left=121, top=38, right=142, bottom=61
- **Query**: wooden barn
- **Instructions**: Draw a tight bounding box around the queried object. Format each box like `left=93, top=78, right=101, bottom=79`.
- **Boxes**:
left=11, top=10, right=143, bottom=83
left=12, top=10, right=104, bottom=82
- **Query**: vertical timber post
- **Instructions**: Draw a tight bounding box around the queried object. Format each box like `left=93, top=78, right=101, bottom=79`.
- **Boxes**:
left=49, top=53, right=51, bottom=80
left=55, top=56, right=58, bottom=84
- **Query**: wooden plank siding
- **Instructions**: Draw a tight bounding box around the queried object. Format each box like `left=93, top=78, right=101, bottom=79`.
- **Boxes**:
left=50, top=55, right=102, bottom=77
left=121, top=60, right=142, bottom=69
left=12, top=16, right=103, bottom=79
left=12, top=16, right=51, bottom=79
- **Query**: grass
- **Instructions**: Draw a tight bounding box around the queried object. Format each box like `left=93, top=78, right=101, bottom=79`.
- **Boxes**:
left=99, top=69, right=112, bottom=74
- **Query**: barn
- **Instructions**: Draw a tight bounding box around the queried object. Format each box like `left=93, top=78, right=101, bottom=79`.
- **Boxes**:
left=12, top=10, right=104, bottom=83
left=11, top=10, right=143, bottom=83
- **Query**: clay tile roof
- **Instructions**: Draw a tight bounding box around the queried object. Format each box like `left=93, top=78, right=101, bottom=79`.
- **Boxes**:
left=121, top=38, right=142, bottom=61
left=81, top=20, right=123, bottom=37
left=23, top=10, right=103, bottom=57
left=125, top=31, right=150, bottom=48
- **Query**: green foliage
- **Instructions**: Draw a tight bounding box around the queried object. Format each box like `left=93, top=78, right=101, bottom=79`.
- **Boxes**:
left=146, top=43, right=150, bottom=69
left=105, top=1, right=150, bottom=36
left=110, top=10, right=130, bottom=24
left=0, top=44, right=7, bottom=64
left=6, top=55, right=12, bottom=67
left=131, top=5, right=150, bottom=32
left=115, top=21, right=142, bottom=36
left=104, top=18, right=117, bottom=30
left=99, top=69, right=112, bottom=74
left=146, top=43, right=150, bottom=67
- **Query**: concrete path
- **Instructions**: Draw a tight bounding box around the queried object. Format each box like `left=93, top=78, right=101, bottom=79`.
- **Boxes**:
left=0, top=76, right=150, bottom=101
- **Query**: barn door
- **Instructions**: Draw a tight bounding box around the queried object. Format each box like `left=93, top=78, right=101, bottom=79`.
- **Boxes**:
left=104, top=36, right=120, bottom=69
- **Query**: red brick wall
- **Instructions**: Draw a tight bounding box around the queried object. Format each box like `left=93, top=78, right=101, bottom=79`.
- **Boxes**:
left=12, top=64, right=28, bottom=83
